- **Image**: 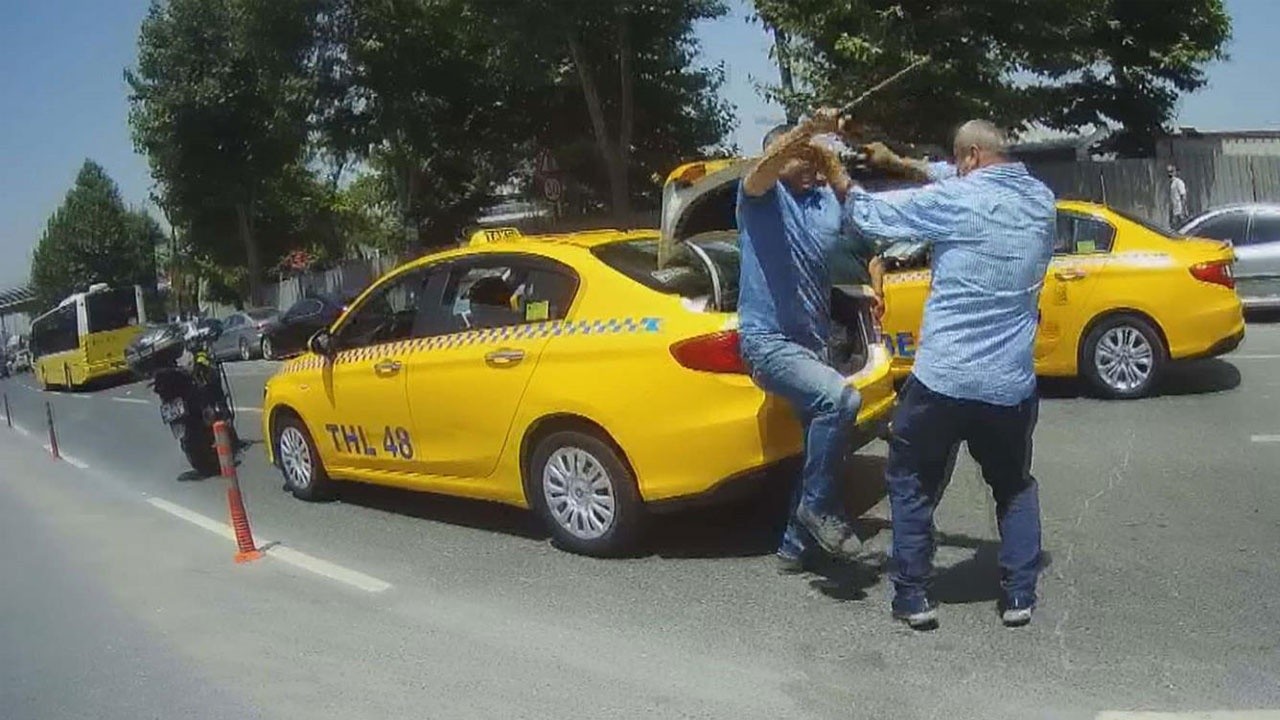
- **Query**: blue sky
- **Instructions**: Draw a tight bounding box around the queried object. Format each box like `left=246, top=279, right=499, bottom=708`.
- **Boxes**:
left=2, top=0, right=1277, bottom=289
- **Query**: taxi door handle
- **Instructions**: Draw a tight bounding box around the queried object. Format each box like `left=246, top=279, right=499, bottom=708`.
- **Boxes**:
left=373, top=359, right=402, bottom=376
left=485, top=348, right=525, bottom=367
left=1054, top=269, right=1087, bottom=281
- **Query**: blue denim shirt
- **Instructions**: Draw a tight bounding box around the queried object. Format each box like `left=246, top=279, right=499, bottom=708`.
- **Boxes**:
left=736, top=181, right=843, bottom=353
left=845, top=162, right=1056, bottom=405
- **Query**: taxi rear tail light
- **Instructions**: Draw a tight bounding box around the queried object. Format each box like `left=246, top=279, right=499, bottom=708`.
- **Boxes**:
left=670, top=331, right=746, bottom=374
left=1190, top=261, right=1235, bottom=290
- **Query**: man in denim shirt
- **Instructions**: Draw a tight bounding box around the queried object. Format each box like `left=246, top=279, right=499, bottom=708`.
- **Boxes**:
left=848, top=122, right=1056, bottom=629
left=737, top=110, right=869, bottom=570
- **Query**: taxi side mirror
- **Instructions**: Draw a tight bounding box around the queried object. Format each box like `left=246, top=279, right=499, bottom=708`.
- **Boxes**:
left=308, top=330, right=335, bottom=357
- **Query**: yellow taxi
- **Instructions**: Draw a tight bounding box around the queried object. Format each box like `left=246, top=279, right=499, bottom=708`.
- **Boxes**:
left=879, top=200, right=1245, bottom=399
left=262, top=159, right=895, bottom=556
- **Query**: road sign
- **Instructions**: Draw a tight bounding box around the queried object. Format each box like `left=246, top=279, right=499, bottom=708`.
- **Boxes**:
left=542, top=176, right=563, bottom=202
left=535, top=149, right=559, bottom=176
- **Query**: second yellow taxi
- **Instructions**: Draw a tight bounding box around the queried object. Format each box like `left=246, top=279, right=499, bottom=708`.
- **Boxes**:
left=879, top=200, right=1245, bottom=399
left=262, top=159, right=895, bottom=556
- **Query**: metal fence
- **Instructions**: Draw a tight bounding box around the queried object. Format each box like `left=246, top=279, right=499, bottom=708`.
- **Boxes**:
left=1028, top=155, right=1280, bottom=227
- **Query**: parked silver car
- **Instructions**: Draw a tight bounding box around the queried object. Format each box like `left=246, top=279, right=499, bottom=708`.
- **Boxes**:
left=1180, top=204, right=1280, bottom=309
left=210, top=308, right=279, bottom=361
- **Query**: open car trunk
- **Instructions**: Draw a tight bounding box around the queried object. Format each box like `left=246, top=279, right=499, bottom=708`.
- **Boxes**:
left=655, top=160, right=879, bottom=376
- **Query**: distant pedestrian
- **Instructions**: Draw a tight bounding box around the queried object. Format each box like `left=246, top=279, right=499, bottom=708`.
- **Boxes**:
left=1169, top=165, right=1189, bottom=229
left=847, top=121, right=1056, bottom=629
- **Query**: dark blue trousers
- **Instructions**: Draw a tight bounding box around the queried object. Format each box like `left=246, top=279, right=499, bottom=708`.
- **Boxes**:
left=885, top=375, right=1042, bottom=605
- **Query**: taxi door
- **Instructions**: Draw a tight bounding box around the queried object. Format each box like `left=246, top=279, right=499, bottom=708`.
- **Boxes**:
left=404, top=255, right=578, bottom=480
left=1036, top=211, right=1112, bottom=367
left=316, top=267, right=431, bottom=475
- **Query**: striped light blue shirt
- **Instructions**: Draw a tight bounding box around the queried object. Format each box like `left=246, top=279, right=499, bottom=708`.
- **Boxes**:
left=845, top=162, right=1056, bottom=406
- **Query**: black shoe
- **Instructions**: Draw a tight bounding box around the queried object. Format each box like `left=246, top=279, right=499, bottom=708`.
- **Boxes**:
left=795, top=505, right=862, bottom=560
left=892, top=594, right=939, bottom=630
left=1001, top=596, right=1036, bottom=627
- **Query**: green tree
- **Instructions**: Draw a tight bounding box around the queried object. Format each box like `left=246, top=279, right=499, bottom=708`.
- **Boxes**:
left=486, top=0, right=735, bottom=217
left=30, top=161, right=159, bottom=311
left=753, top=0, right=1229, bottom=156
left=312, top=0, right=535, bottom=252
left=127, top=0, right=319, bottom=303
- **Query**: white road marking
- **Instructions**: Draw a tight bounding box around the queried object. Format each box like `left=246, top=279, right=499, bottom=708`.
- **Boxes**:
left=12, top=424, right=32, bottom=438
left=1250, top=435, right=1280, bottom=443
left=112, top=397, right=151, bottom=405
left=45, top=448, right=91, bottom=470
left=1095, top=707, right=1280, bottom=712
left=145, top=497, right=392, bottom=593
left=1229, top=354, right=1280, bottom=360
left=235, top=406, right=263, bottom=414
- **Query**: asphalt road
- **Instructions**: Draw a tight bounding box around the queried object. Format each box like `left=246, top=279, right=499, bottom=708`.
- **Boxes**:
left=2, top=321, right=1279, bottom=720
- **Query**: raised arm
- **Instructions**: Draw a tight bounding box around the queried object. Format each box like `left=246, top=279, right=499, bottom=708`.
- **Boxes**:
left=742, top=110, right=840, bottom=197
left=844, top=181, right=959, bottom=243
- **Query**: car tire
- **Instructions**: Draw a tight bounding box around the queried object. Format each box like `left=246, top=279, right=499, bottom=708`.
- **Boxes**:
left=261, top=337, right=275, bottom=361
left=239, top=338, right=252, bottom=362
left=526, top=430, right=643, bottom=557
left=1081, top=313, right=1166, bottom=399
left=181, top=425, right=222, bottom=477
left=274, top=413, right=334, bottom=501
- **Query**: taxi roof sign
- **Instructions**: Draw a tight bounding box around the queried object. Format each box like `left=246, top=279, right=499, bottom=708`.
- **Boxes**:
left=468, top=227, right=523, bottom=246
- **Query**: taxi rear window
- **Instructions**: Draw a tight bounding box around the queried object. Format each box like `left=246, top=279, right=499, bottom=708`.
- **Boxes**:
left=593, top=236, right=740, bottom=310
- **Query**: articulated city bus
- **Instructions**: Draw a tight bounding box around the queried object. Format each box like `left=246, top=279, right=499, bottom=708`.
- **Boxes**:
left=30, top=284, right=148, bottom=390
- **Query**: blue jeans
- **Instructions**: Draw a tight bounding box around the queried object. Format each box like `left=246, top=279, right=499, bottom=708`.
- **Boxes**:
left=885, top=375, right=1042, bottom=605
left=740, top=334, right=862, bottom=558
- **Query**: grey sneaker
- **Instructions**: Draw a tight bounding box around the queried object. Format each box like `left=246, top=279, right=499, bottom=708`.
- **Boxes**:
left=795, top=505, right=863, bottom=560
left=1001, top=597, right=1035, bottom=627
left=892, top=595, right=939, bottom=630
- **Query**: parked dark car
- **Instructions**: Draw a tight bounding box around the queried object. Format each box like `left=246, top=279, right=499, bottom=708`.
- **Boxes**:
left=210, top=308, right=279, bottom=362
left=261, top=296, right=345, bottom=360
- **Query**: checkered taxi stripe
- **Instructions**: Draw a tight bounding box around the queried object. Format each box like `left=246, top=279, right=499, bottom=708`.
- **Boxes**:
left=283, top=316, right=663, bottom=372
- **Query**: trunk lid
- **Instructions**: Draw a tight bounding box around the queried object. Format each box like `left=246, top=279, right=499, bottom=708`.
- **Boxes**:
left=654, top=159, right=878, bottom=375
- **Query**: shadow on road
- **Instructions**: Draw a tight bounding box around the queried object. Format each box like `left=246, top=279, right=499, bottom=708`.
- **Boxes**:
left=647, top=454, right=890, bottom=561
left=1038, top=357, right=1242, bottom=400
left=334, top=483, right=548, bottom=542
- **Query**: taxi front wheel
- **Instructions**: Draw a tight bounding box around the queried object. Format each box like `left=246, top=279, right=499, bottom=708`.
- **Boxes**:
left=274, top=414, right=335, bottom=501
left=527, top=430, right=643, bottom=557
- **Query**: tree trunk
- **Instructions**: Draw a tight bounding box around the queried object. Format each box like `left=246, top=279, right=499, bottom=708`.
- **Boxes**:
left=614, top=7, right=634, bottom=222
left=566, top=30, right=630, bottom=221
left=235, top=200, right=262, bottom=307
left=772, top=25, right=799, bottom=124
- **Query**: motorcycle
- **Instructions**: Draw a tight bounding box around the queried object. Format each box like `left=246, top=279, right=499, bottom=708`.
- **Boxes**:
left=126, top=319, right=238, bottom=476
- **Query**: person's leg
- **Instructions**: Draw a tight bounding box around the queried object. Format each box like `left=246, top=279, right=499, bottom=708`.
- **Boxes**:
left=884, top=376, right=962, bottom=626
left=741, top=337, right=862, bottom=557
left=776, top=425, right=816, bottom=570
left=964, top=393, right=1042, bottom=625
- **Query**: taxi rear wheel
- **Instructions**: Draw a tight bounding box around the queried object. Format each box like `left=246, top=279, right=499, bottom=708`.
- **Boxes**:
left=527, top=430, right=643, bottom=557
left=275, top=414, right=334, bottom=501
left=1081, top=313, right=1166, bottom=399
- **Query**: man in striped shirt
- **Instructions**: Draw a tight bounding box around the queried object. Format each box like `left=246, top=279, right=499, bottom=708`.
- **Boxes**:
left=846, top=121, right=1056, bottom=630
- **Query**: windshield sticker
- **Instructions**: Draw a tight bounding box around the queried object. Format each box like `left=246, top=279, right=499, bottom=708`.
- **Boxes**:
left=525, top=300, right=550, bottom=322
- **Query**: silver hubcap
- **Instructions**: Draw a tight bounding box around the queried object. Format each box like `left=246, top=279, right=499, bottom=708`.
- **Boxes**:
left=263, top=339, right=272, bottom=358
left=240, top=340, right=250, bottom=360
left=543, top=447, right=616, bottom=540
left=1095, top=325, right=1154, bottom=392
left=279, top=427, right=313, bottom=489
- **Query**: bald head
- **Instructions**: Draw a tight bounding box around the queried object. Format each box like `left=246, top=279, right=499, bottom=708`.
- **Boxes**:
left=953, top=120, right=1009, bottom=176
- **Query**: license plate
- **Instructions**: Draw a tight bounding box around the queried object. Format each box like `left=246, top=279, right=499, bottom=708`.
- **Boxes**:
left=160, top=399, right=186, bottom=424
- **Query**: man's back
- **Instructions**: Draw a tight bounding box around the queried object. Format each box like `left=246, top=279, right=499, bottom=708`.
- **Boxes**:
left=849, top=162, right=1056, bottom=405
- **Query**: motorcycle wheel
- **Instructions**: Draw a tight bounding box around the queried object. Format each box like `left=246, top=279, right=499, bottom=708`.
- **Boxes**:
left=181, top=425, right=222, bottom=477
